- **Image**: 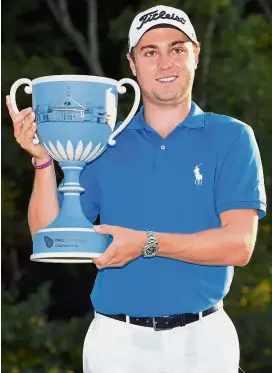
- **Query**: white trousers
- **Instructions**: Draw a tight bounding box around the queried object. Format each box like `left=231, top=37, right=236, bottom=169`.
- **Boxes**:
left=83, top=308, right=240, bottom=373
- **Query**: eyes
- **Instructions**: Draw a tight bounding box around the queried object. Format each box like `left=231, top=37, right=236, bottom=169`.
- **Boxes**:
left=144, top=47, right=185, bottom=57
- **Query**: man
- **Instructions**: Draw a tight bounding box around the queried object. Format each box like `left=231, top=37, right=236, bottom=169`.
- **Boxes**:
left=7, top=5, right=266, bottom=373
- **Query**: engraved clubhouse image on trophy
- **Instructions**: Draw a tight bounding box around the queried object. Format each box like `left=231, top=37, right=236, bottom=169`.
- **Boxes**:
left=10, top=75, right=140, bottom=263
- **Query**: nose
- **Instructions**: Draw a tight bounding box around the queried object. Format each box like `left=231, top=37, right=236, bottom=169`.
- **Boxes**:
left=158, top=54, right=174, bottom=70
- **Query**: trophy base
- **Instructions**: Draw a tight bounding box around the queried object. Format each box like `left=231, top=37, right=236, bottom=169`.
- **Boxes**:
left=32, top=227, right=111, bottom=263
left=30, top=252, right=102, bottom=263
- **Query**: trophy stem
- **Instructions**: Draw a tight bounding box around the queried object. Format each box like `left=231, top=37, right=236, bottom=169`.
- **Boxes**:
left=54, top=160, right=91, bottom=228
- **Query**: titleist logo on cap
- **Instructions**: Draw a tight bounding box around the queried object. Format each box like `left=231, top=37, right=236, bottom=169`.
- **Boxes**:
left=137, top=10, right=187, bottom=30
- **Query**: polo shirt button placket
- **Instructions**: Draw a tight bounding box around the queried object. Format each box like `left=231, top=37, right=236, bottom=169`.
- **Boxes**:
left=160, top=145, right=166, bottom=150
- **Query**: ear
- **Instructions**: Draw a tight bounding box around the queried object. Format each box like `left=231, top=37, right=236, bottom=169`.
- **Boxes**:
left=194, top=48, right=200, bottom=70
left=126, top=52, right=137, bottom=77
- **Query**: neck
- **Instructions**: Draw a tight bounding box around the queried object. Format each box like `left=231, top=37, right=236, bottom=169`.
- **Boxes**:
left=142, top=96, right=192, bottom=138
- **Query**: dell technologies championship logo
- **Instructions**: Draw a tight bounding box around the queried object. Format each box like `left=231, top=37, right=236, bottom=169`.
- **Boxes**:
left=44, top=236, right=54, bottom=248
left=43, top=236, right=86, bottom=249
left=137, top=10, right=187, bottom=30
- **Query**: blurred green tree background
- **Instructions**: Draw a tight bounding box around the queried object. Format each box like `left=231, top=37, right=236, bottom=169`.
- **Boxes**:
left=2, top=0, right=272, bottom=372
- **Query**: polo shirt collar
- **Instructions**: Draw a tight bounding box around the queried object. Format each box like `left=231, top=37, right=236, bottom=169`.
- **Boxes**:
left=127, top=101, right=205, bottom=130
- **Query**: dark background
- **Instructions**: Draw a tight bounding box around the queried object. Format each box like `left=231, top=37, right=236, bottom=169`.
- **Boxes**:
left=2, top=0, right=272, bottom=372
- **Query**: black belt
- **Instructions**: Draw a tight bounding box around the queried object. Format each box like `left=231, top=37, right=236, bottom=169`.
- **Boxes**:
left=97, top=303, right=223, bottom=331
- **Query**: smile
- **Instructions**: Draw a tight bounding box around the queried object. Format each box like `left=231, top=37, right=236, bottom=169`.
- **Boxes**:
left=156, top=76, right=178, bottom=83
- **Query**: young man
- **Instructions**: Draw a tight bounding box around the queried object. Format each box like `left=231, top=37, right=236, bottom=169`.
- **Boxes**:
left=7, top=5, right=267, bottom=373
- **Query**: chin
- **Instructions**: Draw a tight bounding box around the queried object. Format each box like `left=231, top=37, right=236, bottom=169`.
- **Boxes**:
left=156, top=93, right=181, bottom=103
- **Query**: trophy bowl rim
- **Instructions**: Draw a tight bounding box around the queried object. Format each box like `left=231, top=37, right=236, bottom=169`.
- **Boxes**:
left=32, top=74, right=118, bottom=86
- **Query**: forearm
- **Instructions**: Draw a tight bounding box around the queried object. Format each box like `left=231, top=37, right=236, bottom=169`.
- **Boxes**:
left=156, top=226, right=252, bottom=266
left=28, top=160, right=60, bottom=236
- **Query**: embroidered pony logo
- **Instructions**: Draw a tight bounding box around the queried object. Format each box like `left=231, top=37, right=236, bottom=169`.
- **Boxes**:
left=193, top=163, right=203, bottom=186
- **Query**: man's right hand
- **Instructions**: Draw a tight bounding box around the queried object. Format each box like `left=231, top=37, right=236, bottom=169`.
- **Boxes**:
left=6, top=95, right=50, bottom=163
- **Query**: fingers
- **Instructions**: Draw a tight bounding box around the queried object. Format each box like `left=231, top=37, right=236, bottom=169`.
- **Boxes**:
left=13, top=109, right=34, bottom=142
left=93, top=224, right=116, bottom=236
left=94, top=257, right=127, bottom=269
left=6, top=96, right=32, bottom=126
left=6, top=95, right=34, bottom=139
left=6, top=95, right=17, bottom=121
left=14, top=109, right=34, bottom=139
left=93, top=242, right=117, bottom=268
left=15, top=112, right=36, bottom=147
left=16, top=111, right=35, bottom=138
left=20, top=121, right=37, bottom=151
left=93, top=245, right=129, bottom=269
left=6, top=96, right=45, bottom=158
left=93, top=253, right=115, bottom=268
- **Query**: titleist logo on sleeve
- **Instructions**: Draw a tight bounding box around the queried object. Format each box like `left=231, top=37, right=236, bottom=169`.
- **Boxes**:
left=137, top=10, right=187, bottom=30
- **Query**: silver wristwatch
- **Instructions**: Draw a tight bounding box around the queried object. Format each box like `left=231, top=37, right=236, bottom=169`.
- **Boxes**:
left=141, top=230, right=158, bottom=258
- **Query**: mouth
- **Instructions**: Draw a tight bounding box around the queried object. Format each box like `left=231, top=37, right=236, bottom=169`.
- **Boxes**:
left=156, top=76, right=178, bottom=83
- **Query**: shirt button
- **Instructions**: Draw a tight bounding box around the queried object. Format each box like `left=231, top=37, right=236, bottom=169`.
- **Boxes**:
left=161, top=145, right=166, bottom=150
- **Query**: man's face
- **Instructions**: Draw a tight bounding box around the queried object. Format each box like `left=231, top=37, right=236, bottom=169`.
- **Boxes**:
left=127, top=28, right=199, bottom=106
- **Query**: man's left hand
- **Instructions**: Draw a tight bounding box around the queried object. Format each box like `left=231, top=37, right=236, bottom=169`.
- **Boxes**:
left=92, top=225, right=146, bottom=269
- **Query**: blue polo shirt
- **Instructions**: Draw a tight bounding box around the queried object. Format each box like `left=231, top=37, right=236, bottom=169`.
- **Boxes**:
left=59, top=102, right=267, bottom=317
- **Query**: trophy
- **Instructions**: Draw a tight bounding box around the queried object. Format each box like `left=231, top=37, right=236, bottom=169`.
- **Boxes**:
left=10, top=75, right=140, bottom=263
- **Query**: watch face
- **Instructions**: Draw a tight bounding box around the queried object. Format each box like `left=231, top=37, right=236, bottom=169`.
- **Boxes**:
left=145, top=245, right=157, bottom=257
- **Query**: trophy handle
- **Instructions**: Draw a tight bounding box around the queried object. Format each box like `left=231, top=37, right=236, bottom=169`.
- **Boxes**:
left=10, top=78, right=39, bottom=145
left=108, top=78, right=140, bottom=146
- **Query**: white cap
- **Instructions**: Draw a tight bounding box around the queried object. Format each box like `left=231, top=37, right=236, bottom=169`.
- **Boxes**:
left=128, top=5, right=198, bottom=52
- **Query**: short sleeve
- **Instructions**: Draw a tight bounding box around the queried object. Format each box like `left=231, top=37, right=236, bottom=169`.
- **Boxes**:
left=58, top=163, right=100, bottom=223
left=215, top=126, right=267, bottom=219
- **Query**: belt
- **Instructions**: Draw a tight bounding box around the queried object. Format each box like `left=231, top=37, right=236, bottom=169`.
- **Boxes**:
left=97, top=303, right=223, bottom=331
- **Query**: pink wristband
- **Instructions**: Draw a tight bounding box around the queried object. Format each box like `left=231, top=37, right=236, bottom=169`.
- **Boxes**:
left=32, top=157, right=53, bottom=169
